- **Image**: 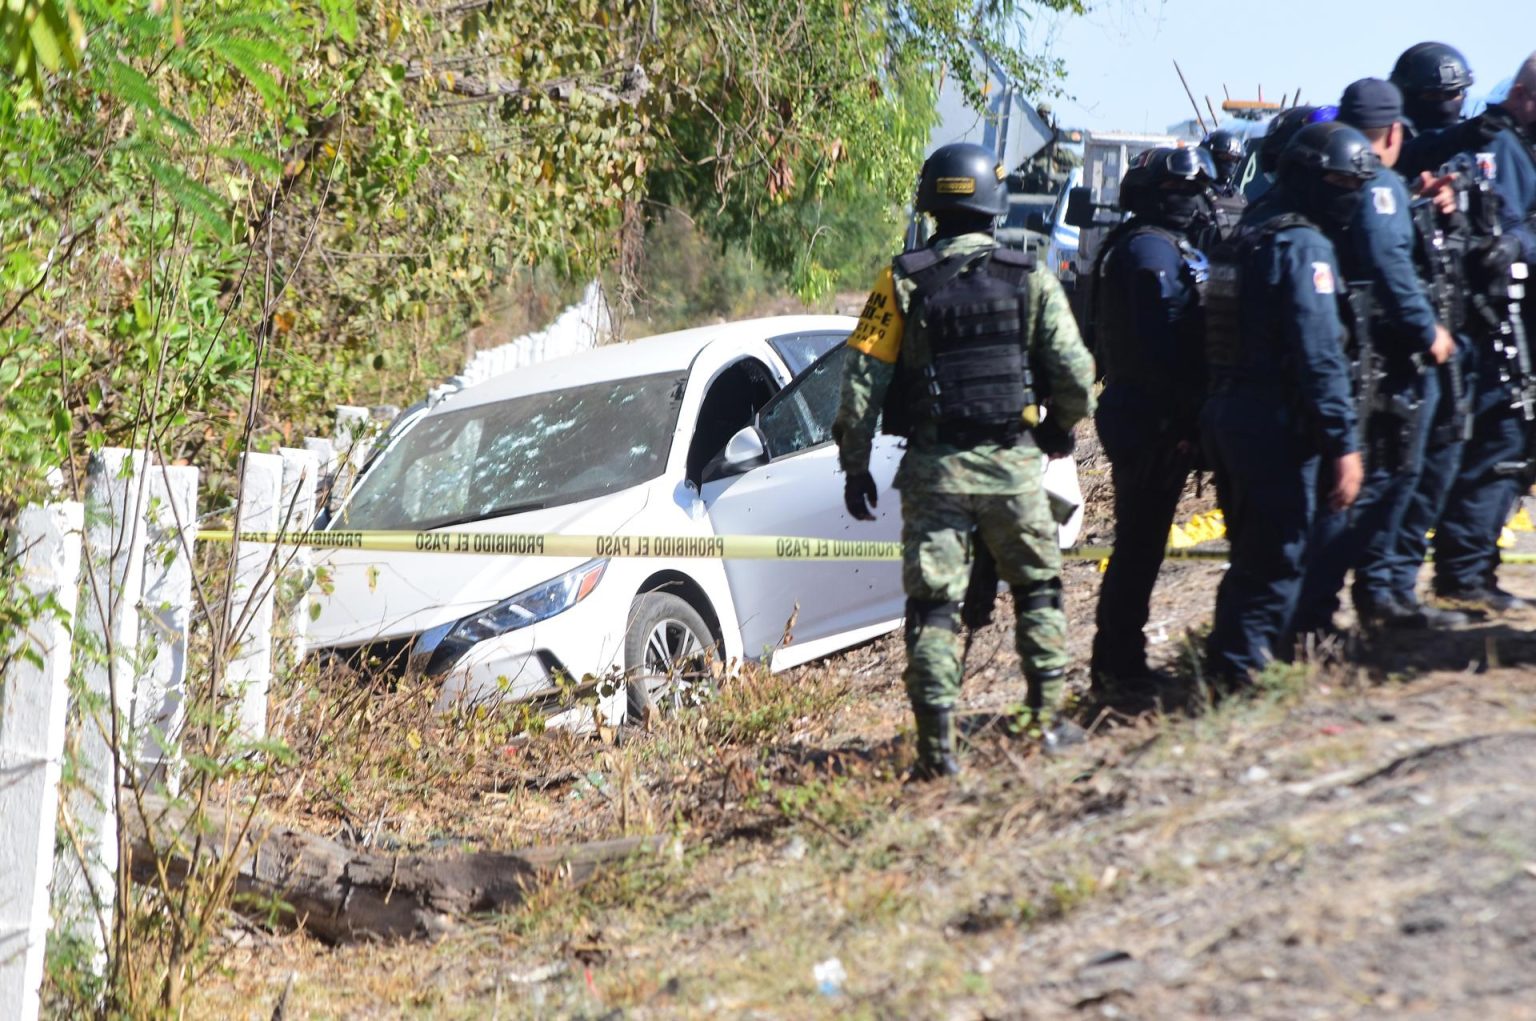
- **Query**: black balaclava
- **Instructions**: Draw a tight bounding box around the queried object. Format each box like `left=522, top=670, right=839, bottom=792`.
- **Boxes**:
left=1403, top=91, right=1464, bottom=130
left=1295, top=175, right=1365, bottom=234
left=1131, top=187, right=1208, bottom=233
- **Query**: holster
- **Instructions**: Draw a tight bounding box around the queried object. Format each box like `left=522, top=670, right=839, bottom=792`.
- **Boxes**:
left=962, top=531, right=999, bottom=631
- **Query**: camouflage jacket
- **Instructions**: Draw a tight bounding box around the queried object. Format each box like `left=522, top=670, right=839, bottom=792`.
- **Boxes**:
left=832, top=232, right=1097, bottom=494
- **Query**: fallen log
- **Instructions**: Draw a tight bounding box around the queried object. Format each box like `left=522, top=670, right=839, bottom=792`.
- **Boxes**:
left=124, top=794, right=662, bottom=943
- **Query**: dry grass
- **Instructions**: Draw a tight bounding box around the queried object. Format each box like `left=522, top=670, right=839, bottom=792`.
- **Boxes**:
left=173, top=551, right=1536, bottom=1019
left=181, top=620, right=1536, bottom=1019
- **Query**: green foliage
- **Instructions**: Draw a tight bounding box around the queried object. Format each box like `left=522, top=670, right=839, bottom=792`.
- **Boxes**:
left=0, top=0, right=1080, bottom=1013
left=0, top=0, right=85, bottom=93
left=620, top=211, right=795, bottom=335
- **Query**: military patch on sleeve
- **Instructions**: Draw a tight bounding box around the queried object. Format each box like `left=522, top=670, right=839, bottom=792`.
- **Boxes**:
left=845, top=267, right=903, bottom=364
left=1312, top=261, right=1336, bottom=295
left=1372, top=186, right=1396, bottom=215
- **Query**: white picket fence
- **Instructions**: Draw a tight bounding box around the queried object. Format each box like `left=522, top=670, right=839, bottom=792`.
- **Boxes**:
left=0, top=284, right=611, bottom=1018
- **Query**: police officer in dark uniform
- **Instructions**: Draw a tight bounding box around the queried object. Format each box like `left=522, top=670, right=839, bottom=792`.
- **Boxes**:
left=1203, top=121, right=1372, bottom=683
left=1293, top=79, right=1459, bottom=636
left=1395, top=42, right=1490, bottom=178
left=1201, top=129, right=1245, bottom=196
left=1243, top=105, right=1336, bottom=204
left=1393, top=44, right=1536, bottom=614
left=1485, top=54, right=1536, bottom=261
left=1200, top=129, right=1249, bottom=241
left=1089, top=147, right=1212, bottom=699
left=1387, top=43, right=1482, bottom=618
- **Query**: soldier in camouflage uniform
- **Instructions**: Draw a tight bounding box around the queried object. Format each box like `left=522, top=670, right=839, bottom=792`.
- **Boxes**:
left=832, top=142, right=1097, bottom=780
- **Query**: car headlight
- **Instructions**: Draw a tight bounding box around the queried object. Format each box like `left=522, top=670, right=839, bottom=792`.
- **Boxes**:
left=448, top=559, right=608, bottom=644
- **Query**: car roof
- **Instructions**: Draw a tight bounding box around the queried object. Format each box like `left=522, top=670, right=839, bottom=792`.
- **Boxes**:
left=445, top=313, right=857, bottom=410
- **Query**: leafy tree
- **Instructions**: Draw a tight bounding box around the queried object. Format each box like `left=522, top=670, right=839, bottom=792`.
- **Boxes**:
left=0, top=0, right=1081, bottom=1014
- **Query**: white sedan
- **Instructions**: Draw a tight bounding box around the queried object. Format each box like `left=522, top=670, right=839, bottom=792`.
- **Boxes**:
left=309, top=314, right=1082, bottom=728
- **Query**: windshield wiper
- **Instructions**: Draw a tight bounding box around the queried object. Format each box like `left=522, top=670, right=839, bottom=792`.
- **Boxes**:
left=410, top=502, right=548, bottom=531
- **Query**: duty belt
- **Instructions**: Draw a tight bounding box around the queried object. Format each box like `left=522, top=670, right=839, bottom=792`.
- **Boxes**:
left=933, top=421, right=1031, bottom=449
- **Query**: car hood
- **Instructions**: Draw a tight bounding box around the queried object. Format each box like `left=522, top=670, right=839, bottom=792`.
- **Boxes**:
left=307, top=487, right=651, bottom=648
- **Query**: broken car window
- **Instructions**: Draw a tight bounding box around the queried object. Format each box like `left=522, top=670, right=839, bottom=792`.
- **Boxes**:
left=757, top=344, right=848, bottom=458
left=336, top=372, right=682, bottom=530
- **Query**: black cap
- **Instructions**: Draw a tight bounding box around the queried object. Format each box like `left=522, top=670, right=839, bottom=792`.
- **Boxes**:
left=1339, top=78, right=1403, bottom=129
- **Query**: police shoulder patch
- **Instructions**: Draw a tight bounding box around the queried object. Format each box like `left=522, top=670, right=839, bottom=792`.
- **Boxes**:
left=1311, top=261, right=1336, bottom=295
left=1371, top=186, right=1396, bottom=216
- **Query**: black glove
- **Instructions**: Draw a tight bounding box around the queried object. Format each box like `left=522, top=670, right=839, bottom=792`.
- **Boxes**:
left=1033, top=417, right=1075, bottom=459
left=1473, top=234, right=1522, bottom=278
left=843, top=470, right=878, bottom=521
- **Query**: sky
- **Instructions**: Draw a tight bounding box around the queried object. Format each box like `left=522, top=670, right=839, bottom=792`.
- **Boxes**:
left=1029, top=0, right=1533, bottom=136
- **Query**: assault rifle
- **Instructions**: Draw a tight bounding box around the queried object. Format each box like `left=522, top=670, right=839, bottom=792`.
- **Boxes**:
left=1341, top=282, right=1387, bottom=472
left=1461, top=163, right=1536, bottom=422
left=1409, top=196, right=1474, bottom=441
left=1341, top=280, right=1428, bottom=474
left=1448, top=157, right=1536, bottom=483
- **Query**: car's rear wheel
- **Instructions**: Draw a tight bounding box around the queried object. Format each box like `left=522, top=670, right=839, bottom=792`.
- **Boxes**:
left=623, top=593, right=718, bottom=722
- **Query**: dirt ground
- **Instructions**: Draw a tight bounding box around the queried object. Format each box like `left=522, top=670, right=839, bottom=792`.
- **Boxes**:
left=185, top=421, right=1536, bottom=1020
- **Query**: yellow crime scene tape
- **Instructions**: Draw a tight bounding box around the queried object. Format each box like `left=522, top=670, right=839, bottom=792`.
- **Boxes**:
left=197, top=501, right=1536, bottom=566
left=196, top=528, right=1234, bottom=563
left=197, top=529, right=905, bottom=561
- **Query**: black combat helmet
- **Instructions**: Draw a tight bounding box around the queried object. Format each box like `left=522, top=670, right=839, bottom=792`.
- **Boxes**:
left=1390, top=42, right=1474, bottom=129
left=1278, top=120, right=1382, bottom=229
left=1160, top=146, right=1218, bottom=188
left=1390, top=41, right=1474, bottom=93
left=1120, top=147, right=1215, bottom=230
left=1200, top=129, right=1244, bottom=185
left=1259, top=105, right=1338, bottom=175
left=915, top=142, right=1009, bottom=217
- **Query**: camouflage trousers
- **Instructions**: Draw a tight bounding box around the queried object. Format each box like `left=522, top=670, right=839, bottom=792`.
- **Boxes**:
left=900, top=484, right=1067, bottom=713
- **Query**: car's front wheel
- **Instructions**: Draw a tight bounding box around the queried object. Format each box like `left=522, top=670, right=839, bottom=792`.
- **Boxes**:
left=623, top=593, right=718, bottom=722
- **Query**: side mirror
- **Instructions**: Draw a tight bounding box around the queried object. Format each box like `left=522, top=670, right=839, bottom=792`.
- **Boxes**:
left=1064, top=187, right=1094, bottom=229
left=1026, top=210, right=1048, bottom=233
left=701, top=425, right=769, bottom=483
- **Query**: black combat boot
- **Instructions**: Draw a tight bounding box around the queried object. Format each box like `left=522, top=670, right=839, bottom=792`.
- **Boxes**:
left=909, top=709, right=961, bottom=782
left=1023, top=668, right=1086, bottom=754
left=1358, top=594, right=1469, bottom=630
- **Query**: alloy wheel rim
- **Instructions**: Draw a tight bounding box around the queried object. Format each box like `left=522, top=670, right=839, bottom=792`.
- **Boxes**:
left=642, top=617, right=707, bottom=708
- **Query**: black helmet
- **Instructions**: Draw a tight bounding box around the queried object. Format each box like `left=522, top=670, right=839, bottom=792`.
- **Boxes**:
left=1201, top=129, right=1245, bottom=170
left=1278, top=121, right=1382, bottom=229
left=915, top=143, right=1008, bottom=217
left=1124, top=146, right=1215, bottom=192
left=1390, top=41, right=1474, bottom=94
left=1391, top=42, right=1473, bottom=129
left=1260, top=106, right=1338, bottom=175
left=1122, top=147, right=1215, bottom=230
left=1161, top=146, right=1218, bottom=187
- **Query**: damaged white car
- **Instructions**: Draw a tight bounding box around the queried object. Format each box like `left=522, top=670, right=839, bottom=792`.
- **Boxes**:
left=308, top=315, right=1084, bottom=727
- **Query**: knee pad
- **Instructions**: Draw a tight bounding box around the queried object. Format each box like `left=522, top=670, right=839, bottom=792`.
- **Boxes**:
left=1010, top=578, right=1063, bottom=613
left=904, top=597, right=960, bottom=644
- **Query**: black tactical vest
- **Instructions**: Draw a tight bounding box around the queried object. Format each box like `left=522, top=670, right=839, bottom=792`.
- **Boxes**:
left=1203, top=213, right=1315, bottom=376
left=880, top=247, right=1036, bottom=445
left=1091, top=222, right=1205, bottom=387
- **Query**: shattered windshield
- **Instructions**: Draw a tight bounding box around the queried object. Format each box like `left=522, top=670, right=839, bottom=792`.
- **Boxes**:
left=335, top=373, right=682, bottom=531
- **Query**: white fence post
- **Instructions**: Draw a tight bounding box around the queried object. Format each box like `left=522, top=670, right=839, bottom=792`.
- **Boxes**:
left=276, top=447, right=320, bottom=665
left=228, top=452, right=282, bottom=741
left=302, top=435, right=338, bottom=478
left=0, top=503, right=84, bottom=1021
left=302, top=435, right=338, bottom=518
left=331, top=405, right=371, bottom=508
left=137, top=465, right=199, bottom=792
left=65, top=448, right=149, bottom=961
